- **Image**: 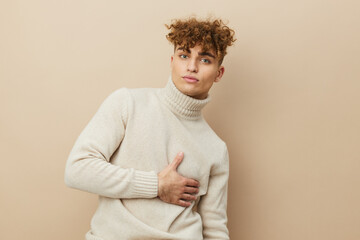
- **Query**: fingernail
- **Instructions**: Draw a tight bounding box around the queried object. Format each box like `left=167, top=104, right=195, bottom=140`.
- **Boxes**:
left=178, top=152, right=183, bottom=157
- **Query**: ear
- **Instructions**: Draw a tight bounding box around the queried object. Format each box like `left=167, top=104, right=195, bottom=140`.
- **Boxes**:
left=170, top=55, right=174, bottom=68
left=214, top=66, right=225, bottom=82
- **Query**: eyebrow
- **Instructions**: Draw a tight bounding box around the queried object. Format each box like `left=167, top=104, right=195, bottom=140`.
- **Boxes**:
left=176, top=47, right=216, bottom=59
left=199, top=52, right=215, bottom=59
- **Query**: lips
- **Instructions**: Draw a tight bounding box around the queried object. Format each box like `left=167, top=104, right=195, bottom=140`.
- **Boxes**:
left=183, top=76, right=199, bottom=83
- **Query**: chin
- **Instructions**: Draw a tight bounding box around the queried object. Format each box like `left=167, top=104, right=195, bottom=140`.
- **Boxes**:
left=179, top=85, right=196, bottom=94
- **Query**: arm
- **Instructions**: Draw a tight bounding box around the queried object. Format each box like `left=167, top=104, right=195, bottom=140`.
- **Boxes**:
left=64, top=88, right=199, bottom=204
left=197, top=145, right=230, bottom=239
left=64, top=88, right=158, bottom=199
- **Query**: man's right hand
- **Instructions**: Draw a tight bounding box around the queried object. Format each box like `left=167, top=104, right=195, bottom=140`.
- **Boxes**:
left=157, top=152, right=200, bottom=207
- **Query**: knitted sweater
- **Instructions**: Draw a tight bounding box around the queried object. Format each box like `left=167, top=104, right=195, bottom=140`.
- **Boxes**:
left=65, top=77, right=230, bottom=240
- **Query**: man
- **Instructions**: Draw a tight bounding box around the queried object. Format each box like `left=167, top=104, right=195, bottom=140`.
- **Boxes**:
left=65, top=17, right=235, bottom=240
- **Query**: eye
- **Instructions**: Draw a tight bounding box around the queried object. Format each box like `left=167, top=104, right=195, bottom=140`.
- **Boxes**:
left=179, top=54, right=188, bottom=59
left=201, top=58, right=211, bottom=63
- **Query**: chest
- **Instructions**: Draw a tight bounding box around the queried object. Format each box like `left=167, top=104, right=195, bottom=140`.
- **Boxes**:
left=111, top=99, right=223, bottom=195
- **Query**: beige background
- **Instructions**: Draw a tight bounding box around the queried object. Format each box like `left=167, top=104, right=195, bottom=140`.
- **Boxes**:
left=1, top=0, right=360, bottom=239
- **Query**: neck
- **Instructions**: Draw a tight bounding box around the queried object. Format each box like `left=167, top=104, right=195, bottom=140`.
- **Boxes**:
left=159, top=77, right=211, bottom=119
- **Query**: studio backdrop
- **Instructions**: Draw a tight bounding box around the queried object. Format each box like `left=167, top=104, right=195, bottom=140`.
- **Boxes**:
left=1, top=0, right=360, bottom=239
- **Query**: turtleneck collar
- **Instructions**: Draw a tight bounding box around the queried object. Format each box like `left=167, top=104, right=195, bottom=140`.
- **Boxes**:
left=159, top=76, right=211, bottom=120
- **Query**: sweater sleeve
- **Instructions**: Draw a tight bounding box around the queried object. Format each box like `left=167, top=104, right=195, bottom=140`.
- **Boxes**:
left=64, top=88, right=158, bottom=199
left=197, top=144, right=230, bottom=239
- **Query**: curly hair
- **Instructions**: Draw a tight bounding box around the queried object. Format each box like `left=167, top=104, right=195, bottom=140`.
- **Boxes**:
left=165, top=17, right=236, bottom=64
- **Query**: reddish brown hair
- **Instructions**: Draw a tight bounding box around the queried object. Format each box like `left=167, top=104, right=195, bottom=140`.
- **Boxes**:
left=165, top=17, right=236, bottom=64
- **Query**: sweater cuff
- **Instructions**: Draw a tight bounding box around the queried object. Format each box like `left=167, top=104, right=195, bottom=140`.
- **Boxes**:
left=132, top=170, right=158, bottom=198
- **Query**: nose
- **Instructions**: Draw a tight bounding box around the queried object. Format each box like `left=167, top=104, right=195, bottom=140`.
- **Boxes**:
left=187, top=58, right=198, bottom=73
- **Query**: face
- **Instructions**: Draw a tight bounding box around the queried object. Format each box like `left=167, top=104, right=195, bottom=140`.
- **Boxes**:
left=170, top=44, right=225, bottom=100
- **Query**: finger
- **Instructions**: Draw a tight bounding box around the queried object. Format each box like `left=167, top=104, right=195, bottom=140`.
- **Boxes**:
left=177, top=199, right=191, bottom=207
left=181, top=194, right=197, bottom=201
left=185, top=178, right=200, bottom=188
left=170, top=152, right=184, bottom=170
left=184, top=186, right=199, bottom=194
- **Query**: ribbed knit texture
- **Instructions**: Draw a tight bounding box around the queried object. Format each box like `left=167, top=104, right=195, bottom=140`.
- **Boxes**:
left=132, top=171, right=158, bottom=197
left=65, top=77, right=229, bottom=240
left=160, top=77, right=211, bottom=119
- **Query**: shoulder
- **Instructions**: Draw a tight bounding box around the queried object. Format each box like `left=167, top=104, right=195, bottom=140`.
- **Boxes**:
left=202, top=119, right=228, bottom=149
left=101, top=87, right=130, bottom=104
left=199, top=119, right=229, bottom=167
left=103, top=87, right=161, bottom=117
left=126, top=86, right=159, bottom=99
left=102, top=86, right=157, bottom=105
left=123, top=87, right=162, bottom=108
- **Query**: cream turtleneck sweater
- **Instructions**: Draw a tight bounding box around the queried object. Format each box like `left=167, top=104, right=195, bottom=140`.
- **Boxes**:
left=65, top=77, right=230, bottom=240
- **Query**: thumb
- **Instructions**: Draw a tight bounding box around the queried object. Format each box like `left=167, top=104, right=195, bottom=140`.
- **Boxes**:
left=170, top=152, right=184, bottom=170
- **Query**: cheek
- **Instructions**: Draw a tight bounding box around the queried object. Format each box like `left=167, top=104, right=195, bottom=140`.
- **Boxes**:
left=205, top=81, right=214, bottom=90
left=202, top=69, right=218, bottom=81
left=172, top=61, right=183, bottom=73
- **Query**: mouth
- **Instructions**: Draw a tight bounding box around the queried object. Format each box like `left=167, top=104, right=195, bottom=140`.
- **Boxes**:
left=183, top=76, right=199, bottom=83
